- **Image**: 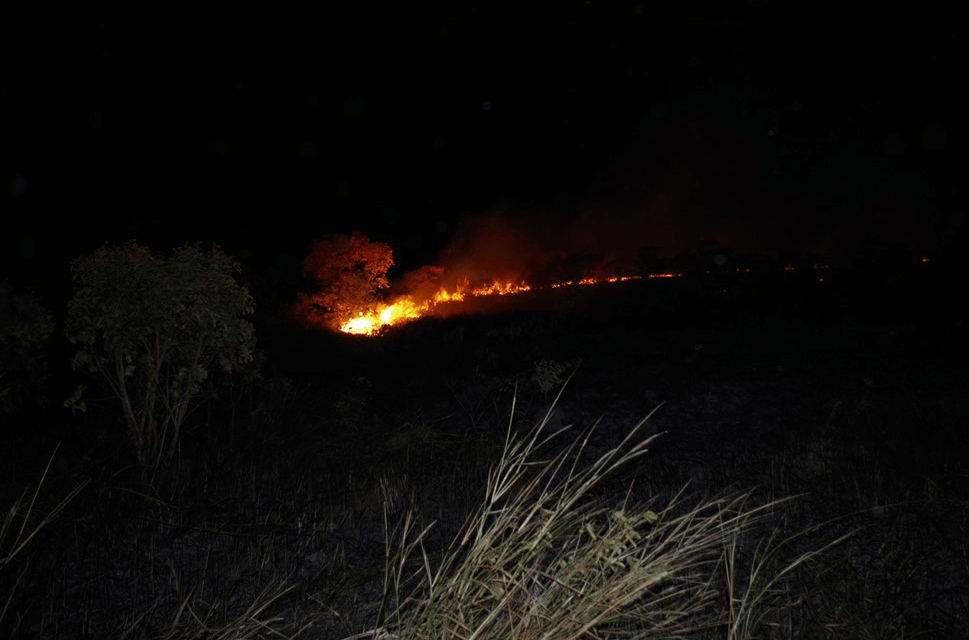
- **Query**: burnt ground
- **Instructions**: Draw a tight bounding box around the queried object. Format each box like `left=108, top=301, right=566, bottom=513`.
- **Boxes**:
left=2, top=262, right=967, bottom=638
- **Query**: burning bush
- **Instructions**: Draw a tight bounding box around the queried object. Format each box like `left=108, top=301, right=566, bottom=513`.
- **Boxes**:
left=294, top=232, right=394, bottom=331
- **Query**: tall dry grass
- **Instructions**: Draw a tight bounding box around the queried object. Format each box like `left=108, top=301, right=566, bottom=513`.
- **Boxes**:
left=350, top=395, right=841, bottom=640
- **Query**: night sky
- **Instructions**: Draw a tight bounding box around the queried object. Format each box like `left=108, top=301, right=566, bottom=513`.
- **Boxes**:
left=2, top=13, right=965, bottom=303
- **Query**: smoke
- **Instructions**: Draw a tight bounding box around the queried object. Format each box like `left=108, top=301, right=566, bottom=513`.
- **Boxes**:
left=388, top=128, right=939, bottom=307
left=440, top=214, right=544, bottom=284
left=391, top=194, right=695, bottom=303
left=408, top=149, right=777, bottom=297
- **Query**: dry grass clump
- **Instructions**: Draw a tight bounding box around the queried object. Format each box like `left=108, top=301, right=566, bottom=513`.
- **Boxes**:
left=353, top=396, right=835, bottom=640
left=1, top=445, right=87, bottom=632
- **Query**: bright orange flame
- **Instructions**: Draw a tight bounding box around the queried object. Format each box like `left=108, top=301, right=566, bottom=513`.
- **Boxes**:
left=339, top=299, right=426, bottom=335
left=336, top=272, right=678, bottom=335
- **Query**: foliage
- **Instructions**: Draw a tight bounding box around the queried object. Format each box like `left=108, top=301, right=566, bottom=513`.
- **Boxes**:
left=64, top=242, right=256, bottom=466
left=531, top=358, right=581, bottom=397
left=294, top=232, right=393, bottom=330
left=0, top=281, right=54, bottom=414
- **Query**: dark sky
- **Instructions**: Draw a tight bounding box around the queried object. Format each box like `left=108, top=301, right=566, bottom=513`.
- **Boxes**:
left=2, top=13, right=965, bottom=298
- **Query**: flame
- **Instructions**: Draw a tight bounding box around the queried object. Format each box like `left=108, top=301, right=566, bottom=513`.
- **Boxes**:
left=334, top=272, right=681, bottom=335
left=340, top=299, right=426, bottom=335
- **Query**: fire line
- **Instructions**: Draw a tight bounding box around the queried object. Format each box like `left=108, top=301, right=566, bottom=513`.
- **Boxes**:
left=338, top=273, right=681, bottom=336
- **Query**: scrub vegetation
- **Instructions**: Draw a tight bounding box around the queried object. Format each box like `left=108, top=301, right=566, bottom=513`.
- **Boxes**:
left=0, top=243, right=965, bottom=638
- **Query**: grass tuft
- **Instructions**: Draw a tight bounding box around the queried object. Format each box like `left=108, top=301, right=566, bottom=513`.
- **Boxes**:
left=352, top=395, right=836, bottom=640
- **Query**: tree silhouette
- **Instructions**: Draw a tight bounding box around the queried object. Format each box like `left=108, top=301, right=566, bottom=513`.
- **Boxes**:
left=65, top=242, right=256, bottom=467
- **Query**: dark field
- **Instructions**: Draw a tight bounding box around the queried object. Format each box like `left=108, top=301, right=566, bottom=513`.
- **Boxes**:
left=2, top=262, right=966, bottom=638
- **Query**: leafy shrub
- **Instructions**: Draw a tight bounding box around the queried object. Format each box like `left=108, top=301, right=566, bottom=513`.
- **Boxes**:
left=65, top=242, right=256, bottom=467
left=0, top=281, right=54, bottom=415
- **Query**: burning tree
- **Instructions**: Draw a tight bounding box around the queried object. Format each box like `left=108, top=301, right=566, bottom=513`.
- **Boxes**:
left=295, top=232, right=394, bottom=331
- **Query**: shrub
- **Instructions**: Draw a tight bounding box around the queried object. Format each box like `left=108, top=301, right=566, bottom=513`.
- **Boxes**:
left=65, top=242, right=256, bottom=467
left=531, top=358, right=581, bottom=398
left=0, top=281, right=54, bottom=415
